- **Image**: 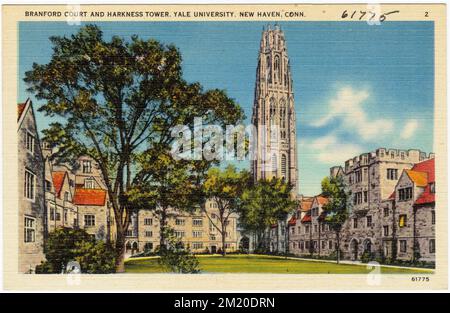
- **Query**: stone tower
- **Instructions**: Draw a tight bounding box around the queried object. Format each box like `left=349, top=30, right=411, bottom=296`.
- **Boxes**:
left=251, top=25, right=298, bottom=194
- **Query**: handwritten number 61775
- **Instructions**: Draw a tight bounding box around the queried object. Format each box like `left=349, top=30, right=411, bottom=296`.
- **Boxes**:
left=341, top=10, right=400, bottom=22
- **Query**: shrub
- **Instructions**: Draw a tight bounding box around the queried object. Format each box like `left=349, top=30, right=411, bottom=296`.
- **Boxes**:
left=361, top=251, right=375, bottom=263
left=35, top=227, right=116, bottom=274
left=74, top=240, right=116, bottom=273
left=156, top=228, right=200, bottom=273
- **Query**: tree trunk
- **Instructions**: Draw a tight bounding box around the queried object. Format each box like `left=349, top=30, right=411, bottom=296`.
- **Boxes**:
left=160, top=208, right=167, bottom=249
left=115, top=227, right=126, bottom=273
left=220, top=216, right=228, bottom=257
left=221, top=221, right=226, bottom=257
left=336, top=231, right=340, bottom=264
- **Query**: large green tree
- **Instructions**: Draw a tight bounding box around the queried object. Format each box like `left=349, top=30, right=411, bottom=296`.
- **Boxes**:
left=321, top=175, right=349, bottom=264
left=239, top=178, right=297, bottom=251
left=202, top=165, right=251, bottom=256
left=128, top=149, right=200, bottom=248
left=24, top=25, right=243, bottom=271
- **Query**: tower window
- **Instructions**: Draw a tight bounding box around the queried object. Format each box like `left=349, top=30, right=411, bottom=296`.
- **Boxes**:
left=271, top=154, right=277, bottom=173
left=274, top=55, right=281, bottom=82
left=281, top=154, right=287, bottom=179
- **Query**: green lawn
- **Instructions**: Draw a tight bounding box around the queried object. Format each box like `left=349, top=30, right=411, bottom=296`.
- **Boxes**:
left=125, top=254, right=432, bottom=274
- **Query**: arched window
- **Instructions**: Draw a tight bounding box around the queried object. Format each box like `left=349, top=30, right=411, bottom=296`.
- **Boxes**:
left=274, top=55, right=281, bottom=82
left=281, top=154, right=287, bottom=179
left=280, top=100, right=287, bottom=139
left=266, top=55, right=271, bottom=83
left=269, top=98, right=276, bottom=125
left=271, top=154, right=277, bottom=173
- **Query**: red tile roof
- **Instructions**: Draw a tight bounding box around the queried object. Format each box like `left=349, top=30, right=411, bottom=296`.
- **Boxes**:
left=413, top=158, right=435, bottom=206
left=73, top=188, right=107, bottom=206
left=412, top=158, right=435, bottom=183
left=301, top=214, right=311, bottom=223
left=300, top=200, right=313, bottom=212
left=288, top=216, right=297, bottom=226
left=52, top=171, right=67, bottom=198
left=18, top=102, right=26, bottom=121
left=415, top=184, right=435, bottom=205
left=316, top=195, right=329, bottom=206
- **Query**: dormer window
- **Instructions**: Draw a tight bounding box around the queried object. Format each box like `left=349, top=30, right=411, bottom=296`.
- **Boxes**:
left=430, top=182, right=435, bottom=193
left=84, top=178, right=94, bottom=189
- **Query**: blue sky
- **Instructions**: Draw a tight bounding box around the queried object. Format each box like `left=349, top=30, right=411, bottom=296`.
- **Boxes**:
left=19, top=21, right=434, bottom=196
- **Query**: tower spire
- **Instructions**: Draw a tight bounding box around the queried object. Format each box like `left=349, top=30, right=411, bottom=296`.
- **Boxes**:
left=251, top=26, right=298, bottom=194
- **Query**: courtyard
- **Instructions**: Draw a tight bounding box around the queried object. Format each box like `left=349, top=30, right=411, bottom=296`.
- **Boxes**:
left=124, top=254, right=433, bottom=274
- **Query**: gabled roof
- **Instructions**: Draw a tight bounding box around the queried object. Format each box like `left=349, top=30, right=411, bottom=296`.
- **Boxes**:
left=301, top=214, right=311, bottom=223
left=288, top=216, right=297, bottom=226
left=405, top=170, right=428, bottom=187
left=73, top=188, right=107, bottom=206
left=415, top=184, right=435, bottom=206
left=413, top=158, right=435, bottom=206
left=51, top=171, right=67, bottom=198
left=315, top=195, right=329, bottom=206
left=300, top=199, right=313, bottom=212
left=412, top=158, right=435, bottom=183
left=18, top=102, right=27, bottom=121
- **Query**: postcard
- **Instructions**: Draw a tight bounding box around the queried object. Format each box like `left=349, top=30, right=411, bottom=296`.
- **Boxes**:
left=2, top=3, right=447, bottom=291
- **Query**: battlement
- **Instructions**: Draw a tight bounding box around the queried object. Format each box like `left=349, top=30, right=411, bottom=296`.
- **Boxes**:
left=340, top=148, right=434, bottom=174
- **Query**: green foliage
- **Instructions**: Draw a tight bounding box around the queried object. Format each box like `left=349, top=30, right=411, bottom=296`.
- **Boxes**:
left=321, top=175, right=349, bottom=232
left=238, top=178, right=298, bottom=249
left=74, top=240, right=116, bottom=273
left=202, top=165, right=251, bottom=255
left=35, top=228, right=115, bottom=274
left=361, top=251, right=376, bottom=263
left=24, top=24, right=244, bottom=269
left=156, top=228, right=200, bottom=273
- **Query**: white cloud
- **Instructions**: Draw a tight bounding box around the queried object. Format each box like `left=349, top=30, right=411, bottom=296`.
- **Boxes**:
left=300, top=135, right=363, bottom=165
left=310, top=86, right=394, bottom=141
left=400, top=119, right=419, bottom=139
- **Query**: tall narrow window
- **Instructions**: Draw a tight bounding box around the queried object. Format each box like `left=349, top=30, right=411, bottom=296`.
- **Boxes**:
left=24, top=216, right=36, bottom=243
left=399, top=214, right=407, bottom=227
left=274, top=55, right=280, bottom=82
left=269, top=98, right=276, bottom=125
left=281, top=154, right=287, bottom=179
left=429, top=239, right=435, bottom=253
left=82, top=160, right=92, bottom=173
left=266, top=55, right=271, bottom=83
left=24, top=169, right=35, bottom=200
left=271, top=154, right=277, bottom=173
left=25, top=131, right=35, bottom=153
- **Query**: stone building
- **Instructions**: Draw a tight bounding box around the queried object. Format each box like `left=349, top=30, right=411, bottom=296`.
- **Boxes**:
left=18, top=99, right=46, bottom=273
left=125, top=199, right=241, bottom=255
left=335, top=148, right=434, bottom=260
left=250, top=25, right=299, bottom=252
left=288, top=195, right=336, bottom=257
left=382, top=158, right=435, bottom=262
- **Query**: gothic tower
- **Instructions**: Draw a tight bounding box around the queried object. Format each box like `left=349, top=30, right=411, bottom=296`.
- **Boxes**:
left=251, top=25, right=298, bottom=194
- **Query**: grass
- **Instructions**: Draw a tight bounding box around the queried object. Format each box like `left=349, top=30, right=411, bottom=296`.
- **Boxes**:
left=125, top=254, right=433, bottom=274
